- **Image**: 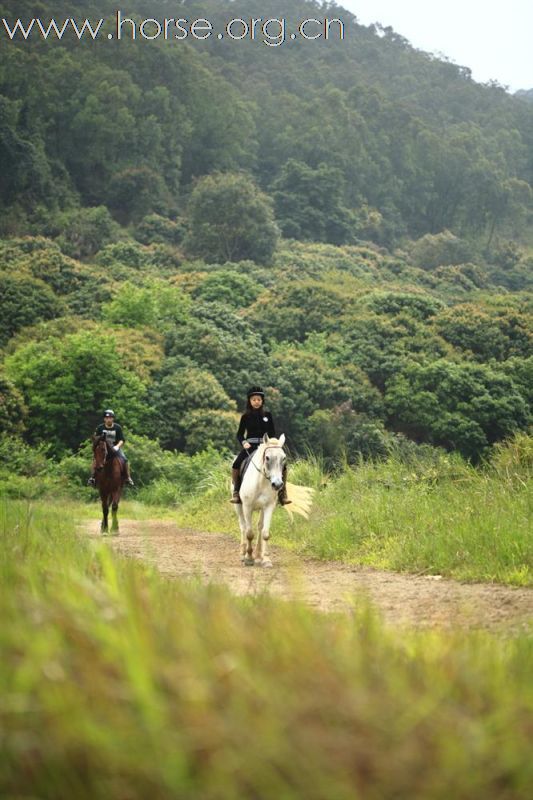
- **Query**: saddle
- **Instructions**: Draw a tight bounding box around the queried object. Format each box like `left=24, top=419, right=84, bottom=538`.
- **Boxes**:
left=239, top=454, right=254, bottom=480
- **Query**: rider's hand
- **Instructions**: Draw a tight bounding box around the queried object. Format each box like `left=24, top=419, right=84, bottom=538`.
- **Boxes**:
left=113, top=445, right=120, bottom=452
left=243, top=442, right=251, bottom=450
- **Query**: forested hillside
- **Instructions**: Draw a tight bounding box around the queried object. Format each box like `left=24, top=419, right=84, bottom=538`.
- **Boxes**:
left=0, top=0, right=531, bottom=485
left=2, top=0, right=533, bottom=244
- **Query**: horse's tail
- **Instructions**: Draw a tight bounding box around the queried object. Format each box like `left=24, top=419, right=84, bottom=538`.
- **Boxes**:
left=283, top=483, right=315, bottom=520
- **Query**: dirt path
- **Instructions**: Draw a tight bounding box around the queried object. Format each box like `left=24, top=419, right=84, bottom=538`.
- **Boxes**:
left=85, top=519, right=533, bottom=633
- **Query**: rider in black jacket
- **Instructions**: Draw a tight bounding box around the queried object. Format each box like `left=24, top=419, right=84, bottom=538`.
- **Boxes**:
left=87, top=409, right=134, bottom=487
left=230, top=386, right=290, bottom=505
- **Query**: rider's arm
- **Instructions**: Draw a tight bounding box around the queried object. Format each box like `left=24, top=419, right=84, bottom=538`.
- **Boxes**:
left=236, top=414, right=247, bottom=446
left=114, top=424, right=125, bottom=449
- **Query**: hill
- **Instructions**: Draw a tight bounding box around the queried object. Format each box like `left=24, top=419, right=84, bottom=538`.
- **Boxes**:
left=1, top=0, right=532, bottom=246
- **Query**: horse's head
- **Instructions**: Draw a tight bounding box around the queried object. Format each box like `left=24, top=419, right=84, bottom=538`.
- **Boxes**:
left=92, top=434, right=108, bottom=472
left=261, top=434, right=287, bottom=491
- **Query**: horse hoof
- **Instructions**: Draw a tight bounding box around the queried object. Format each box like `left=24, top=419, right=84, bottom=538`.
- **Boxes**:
left=261, top=560, right=273, bottom=569
left=244, top=558, right=255, bottom=567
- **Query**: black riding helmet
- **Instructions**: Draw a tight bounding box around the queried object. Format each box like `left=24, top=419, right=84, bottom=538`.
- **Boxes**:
left=247, top=386, right=265, bottom=398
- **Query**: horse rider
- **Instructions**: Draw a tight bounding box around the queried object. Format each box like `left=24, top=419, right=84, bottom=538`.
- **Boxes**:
left=230, top=386, right=291, bottom=505
left=87, top=409, right=135, bottom=487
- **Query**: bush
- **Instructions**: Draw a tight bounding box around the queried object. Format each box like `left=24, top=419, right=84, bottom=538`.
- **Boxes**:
left=410, top=230, right=475, bottom=270
left=0, top=272, right=63, bottom=346
left=56, top=206, right=121, bottom=259
left=5, top=330, right=150, bottom=455
left=0, top=374, right=27, bottom=436
left=385, top=359, right=531, bottom=460
left=192, top=269, right=260, bottom=308
left=135, top=214, right=186, bottom=246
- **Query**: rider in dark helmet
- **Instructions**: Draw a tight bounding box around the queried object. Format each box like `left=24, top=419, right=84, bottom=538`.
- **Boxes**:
left=87, top=409, right=135, bottom=487
left=230, top=386, right=291, bottom=505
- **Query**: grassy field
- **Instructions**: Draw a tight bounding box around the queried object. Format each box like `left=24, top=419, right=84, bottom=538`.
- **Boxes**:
left=175, top=437, right=533, bottom=586
left=1, top=499, right=532, bottom=799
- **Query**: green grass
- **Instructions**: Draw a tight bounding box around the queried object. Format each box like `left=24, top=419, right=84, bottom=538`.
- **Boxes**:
left=0, top=499, right=532, bottom=799
left=176, top=443, right=533, bottom=586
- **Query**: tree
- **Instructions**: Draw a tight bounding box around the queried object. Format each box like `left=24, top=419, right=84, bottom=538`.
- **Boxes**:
left=433, top=304, right=532, bottom=362
left=245, top=283, right=347, bottom=343
left=0, top=273, right=63, bottom=346
left=272, top=159, right=357, bottom=245
left=192, top=270, right=260, bottom=309
left=56, top=206, right=120, bottom=259
left=0, top=372, right=27, bottom=437
left=385, top=360, right=530, bottom=460
left=134, top=214, right=185, bottom=246
left=184, top=173, right=279, bottom=265
left=265, top=350, right=384, bottom=447
left=148, top=367, right=235, bottom=452
left=108, top=167, right=170, bottom=225
left=165, top=302, right=268, bottom=402
left=410, top=231, right=475, bottom=270
left=306, top=406, right=390, bottom=466
left=102, top=282, right=191, bottom=330
left=4, top=330, right=149, bottom=455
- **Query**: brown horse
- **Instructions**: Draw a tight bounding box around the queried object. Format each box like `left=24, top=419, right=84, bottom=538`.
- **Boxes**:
left=92, top=435, right=123, bottom=534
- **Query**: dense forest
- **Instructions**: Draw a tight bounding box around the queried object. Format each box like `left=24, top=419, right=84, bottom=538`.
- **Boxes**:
left=0, top=0, right=531, bottom=489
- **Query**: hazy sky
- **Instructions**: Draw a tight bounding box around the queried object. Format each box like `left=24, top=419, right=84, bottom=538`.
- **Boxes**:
left=338, top=0, right=533, bottom=92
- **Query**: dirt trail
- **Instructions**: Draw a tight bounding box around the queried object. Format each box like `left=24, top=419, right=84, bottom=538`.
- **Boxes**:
left=85, top=519, right=533, bottom=633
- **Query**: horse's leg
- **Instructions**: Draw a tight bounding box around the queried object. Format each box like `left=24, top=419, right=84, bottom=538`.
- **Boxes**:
left=110, top=492, right=120, bottom=534
left=235, top=506, right=247, bottom=562
left=258, top=501, right=275, bottom=567
left=101, top=495, right=109, bottom=534
left=254, top=509, right=265, bottom=563
left=242, top=501, right=255, bottom=566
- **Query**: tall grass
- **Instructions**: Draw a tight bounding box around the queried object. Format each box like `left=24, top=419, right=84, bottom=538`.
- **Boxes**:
left=1, top=500, right=532, bottom=799
left=177, top=437, right=533, bottom=585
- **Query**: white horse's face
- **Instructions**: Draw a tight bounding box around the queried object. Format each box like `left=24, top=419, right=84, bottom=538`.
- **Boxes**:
left=262, top=434, right=286, bottom=491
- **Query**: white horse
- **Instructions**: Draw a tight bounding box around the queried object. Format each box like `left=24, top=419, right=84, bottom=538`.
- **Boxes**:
left=234, top=434, right=287, bottom=567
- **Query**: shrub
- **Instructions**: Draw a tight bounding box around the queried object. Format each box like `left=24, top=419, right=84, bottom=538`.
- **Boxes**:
left=0, top=272, right=63, bottom=345
left=135, top=214, right=186, bottom=246
left=56, top=206, right=121, bottom=259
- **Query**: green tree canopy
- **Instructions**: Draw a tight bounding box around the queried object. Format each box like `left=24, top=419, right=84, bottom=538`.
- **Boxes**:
left=385, top=360, right=530, bottom=460
left=4, top=330, right=149, bottom=454
left=272, top=159, right=357, bottom=245
left=184, top=172, right=279, bottom=265
left=0, top=272, right=63, bottom=346
left=147, top=367, right=235, bottom=453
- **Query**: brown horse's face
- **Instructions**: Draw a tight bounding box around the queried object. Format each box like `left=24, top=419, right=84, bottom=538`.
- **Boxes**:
left=92, top=436, right=108, bottom=472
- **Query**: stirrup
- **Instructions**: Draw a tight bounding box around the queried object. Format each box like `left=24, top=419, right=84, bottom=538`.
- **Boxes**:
left=87, top=477, right=96, bottom=487
left=125, top=477, right=135, bottom=487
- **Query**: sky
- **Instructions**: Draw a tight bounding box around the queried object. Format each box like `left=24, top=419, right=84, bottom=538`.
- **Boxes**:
left=338, top=0, right=533, bottom=92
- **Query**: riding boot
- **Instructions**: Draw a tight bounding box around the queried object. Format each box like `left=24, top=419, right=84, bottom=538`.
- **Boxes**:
left=230, top=467, right=242, bottom=504
left=278, top=465, right=292, bottom=505
left=124, top=462, right=135, bottom=487
left=87, top=462, right=96, bottom=486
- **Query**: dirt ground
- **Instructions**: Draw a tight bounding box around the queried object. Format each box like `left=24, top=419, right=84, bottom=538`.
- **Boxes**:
left=84, top=519, right=533, bottom=634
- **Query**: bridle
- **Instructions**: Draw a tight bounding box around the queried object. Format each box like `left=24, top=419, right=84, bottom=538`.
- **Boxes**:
left=251, top=445, right=285, bottom=481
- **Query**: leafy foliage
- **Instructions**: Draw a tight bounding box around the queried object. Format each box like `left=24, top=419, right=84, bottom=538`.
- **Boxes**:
left=4, top=330, right=150, bottom=455
left=386, top=360, right=530, bottom=460
left=0, top=272, right=64, bottom=345
left=184, top=172, right=279, bottom=264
